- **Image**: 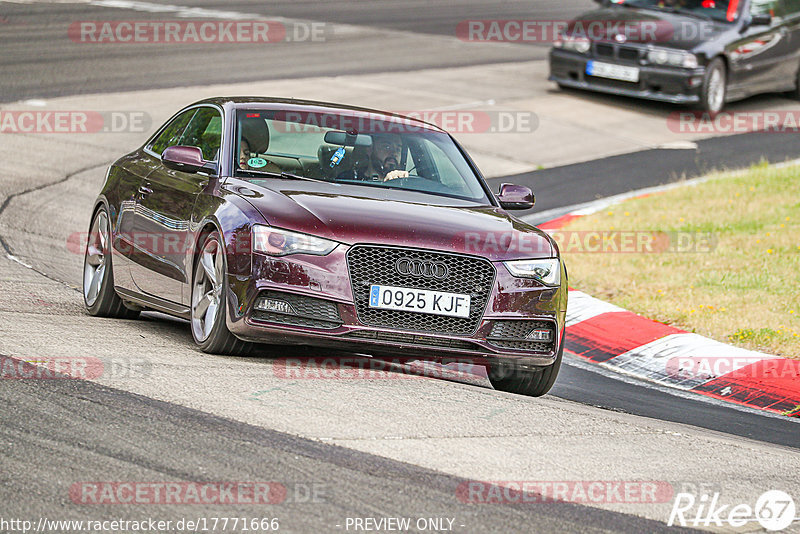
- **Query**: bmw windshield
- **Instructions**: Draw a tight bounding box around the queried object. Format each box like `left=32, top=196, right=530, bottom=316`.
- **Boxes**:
left=233, top=109, right=492, bottom=204
left=614, top=0, right=743, bottom=23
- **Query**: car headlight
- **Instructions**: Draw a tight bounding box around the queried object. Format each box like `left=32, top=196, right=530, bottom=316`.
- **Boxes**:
left=252, top=225, right=338, bottom=256
left=647, top=48, right=698, bottom=69
left=554, top=36, right=591, bottom=54
left=504, top=258, right=561, bottom=286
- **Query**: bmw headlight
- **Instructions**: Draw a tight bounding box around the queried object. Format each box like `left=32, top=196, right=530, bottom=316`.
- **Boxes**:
left=252, top=225, right=338, bottom=256
left=647, top=48, right=698, bottom=69
left=504, top=258, right=561, bottom=286
left=554, top=36, right=591, bottom=54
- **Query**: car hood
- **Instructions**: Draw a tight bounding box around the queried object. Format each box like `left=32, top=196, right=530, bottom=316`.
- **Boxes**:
left=570, top=7, right=727, bottom=51
left=230, top=179, right=555, bottom=261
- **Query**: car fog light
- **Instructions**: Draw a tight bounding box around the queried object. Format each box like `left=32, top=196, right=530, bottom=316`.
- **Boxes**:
left=526, top=329, right=553, bottom=342
left=255, top=298, right=296, bottom=315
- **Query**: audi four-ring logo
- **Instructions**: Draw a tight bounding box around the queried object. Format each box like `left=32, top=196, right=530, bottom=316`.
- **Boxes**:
left=395, top=258, right=449, bottom=280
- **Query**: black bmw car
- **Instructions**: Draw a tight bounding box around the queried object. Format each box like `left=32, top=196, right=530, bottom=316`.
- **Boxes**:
left=549, top=0, right=800, bottom=113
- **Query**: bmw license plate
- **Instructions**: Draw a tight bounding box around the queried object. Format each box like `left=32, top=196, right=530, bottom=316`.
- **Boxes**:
left=369, top=285, right=471, bottom=318
left=586, top=60, right=640, bottom=83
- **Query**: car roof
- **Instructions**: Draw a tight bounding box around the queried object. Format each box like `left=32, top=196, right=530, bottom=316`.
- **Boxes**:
left=188, top=96, right=446, bottom=134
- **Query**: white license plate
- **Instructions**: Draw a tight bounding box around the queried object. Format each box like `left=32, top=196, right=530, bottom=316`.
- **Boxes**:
left=369, top=285, right=471, bottom=318
left=586, top=60, right=640, bottom=83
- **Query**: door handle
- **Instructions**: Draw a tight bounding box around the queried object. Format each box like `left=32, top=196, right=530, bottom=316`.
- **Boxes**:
left=138, top=185, right=153, bottom=196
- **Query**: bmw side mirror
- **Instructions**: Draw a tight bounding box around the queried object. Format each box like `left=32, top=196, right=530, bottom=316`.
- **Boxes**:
left=162, top=145, right=213, bottom=174
left=497, top=183, right=535, bottom=210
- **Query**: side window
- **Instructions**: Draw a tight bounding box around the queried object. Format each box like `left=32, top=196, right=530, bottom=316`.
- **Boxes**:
left=781, top=0, right=800, bottom=15
left=751, top=0, right=781, bottom=16
left=179, top=108, right=223, bottom=161
left=149, top=109, right=196, bottom=156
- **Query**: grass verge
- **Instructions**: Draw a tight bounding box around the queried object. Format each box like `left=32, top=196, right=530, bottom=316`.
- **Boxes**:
left=559, top=161, right=800, bottom=359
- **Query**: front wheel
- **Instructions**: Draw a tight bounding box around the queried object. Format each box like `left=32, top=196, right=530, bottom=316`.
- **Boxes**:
left=699, top=58, right=727, bottom=116
left=191, top=231, right=254, bottom=355
left=488, top=330, right=564, bottom=397
left=83, top=208, right=140, bottom=319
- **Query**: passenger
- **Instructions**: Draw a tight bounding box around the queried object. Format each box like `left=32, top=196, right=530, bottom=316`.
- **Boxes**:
left=239, top=117, right=281, bottom=173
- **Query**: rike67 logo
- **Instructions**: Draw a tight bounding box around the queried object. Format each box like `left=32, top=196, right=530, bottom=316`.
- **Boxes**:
left=668, top=490, right=796, bottom=531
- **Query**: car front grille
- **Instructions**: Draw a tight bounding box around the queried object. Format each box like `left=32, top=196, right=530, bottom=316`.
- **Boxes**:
left=487, top=320, right=555, bottom=353
left=593, top=42, right=642, bottom=63
left=346, top=245, right=496, bottom=335
left=596, top=43, right=615, bottom=58
left=251, top=290, right=342, bottom=329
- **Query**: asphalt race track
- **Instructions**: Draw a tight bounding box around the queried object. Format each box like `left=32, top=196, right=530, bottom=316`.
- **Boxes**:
left=1, top=1, right=799, bottom=532
left=0, top=0, right=586, bottom=103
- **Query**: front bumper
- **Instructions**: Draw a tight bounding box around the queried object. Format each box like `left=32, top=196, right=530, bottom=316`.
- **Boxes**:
left=549, top=48, right=705, bottom=105
left=225, top=246, right=567, bottom=368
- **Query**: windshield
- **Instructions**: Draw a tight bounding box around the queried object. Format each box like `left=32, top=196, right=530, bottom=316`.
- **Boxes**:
left=613, top=0, right=742, bottom=23
left=233, top=109, right=491, bottom=203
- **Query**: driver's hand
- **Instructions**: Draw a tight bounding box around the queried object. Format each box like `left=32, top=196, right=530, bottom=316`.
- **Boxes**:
left=383, top=170, right=409, bottom=182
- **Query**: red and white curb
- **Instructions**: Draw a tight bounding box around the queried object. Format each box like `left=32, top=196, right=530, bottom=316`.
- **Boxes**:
left=564, top=290, right=800, bottom=418
left=531, top=181, right=800, bottom=419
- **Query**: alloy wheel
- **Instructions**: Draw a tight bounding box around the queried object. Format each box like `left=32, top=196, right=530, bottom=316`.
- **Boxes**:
left=707, top=67, right=725, bottom=114
left=191, top=237, right=224, bottom=342
left=83, top=210, right=109, bottom=307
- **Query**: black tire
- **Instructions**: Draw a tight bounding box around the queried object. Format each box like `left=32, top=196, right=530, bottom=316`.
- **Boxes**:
left=190, top=231, right=255, bottom=356
left=488, top=329, right=565, bottom=397
left=788, top=61, right=800, bottom=100
left=83, top=208, right=140, bottom=319
left=698, top=57, right=727, bottom=116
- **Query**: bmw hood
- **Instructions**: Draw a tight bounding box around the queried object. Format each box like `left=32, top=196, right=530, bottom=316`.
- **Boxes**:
left=569, top=7, right=728, bottom=51
left=232, top=179, right=555, bottom=261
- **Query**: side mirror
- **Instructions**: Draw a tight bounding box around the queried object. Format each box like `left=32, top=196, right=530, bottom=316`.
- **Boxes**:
left=750, top=13, right=772, bottom=26
left=162, top=146, right=208, bottom=174
left=498, top=183, right=535, bottom=210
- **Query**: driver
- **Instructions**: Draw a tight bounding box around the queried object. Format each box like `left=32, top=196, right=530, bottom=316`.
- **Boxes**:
left=339, top=133, right=409, bottom=182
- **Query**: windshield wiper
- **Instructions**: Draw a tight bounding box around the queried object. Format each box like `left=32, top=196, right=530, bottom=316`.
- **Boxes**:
left=238, top=169, right=328, bottom=183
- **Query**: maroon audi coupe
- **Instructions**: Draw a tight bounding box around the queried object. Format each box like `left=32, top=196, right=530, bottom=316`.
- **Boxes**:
left=83, top=97, right=567, bottom=396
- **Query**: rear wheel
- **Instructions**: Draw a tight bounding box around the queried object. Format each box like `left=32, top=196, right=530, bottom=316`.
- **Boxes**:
left=488, top=330, right=564, bottom=397
left=191, top=231, right=255, bottom=355
left=83, top=208, right=140, bottom=319
left=699, top=57, right=726, bottom=116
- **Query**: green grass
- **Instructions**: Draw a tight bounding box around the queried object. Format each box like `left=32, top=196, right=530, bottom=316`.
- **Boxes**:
left=561, top=161, right=800, bottom=359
